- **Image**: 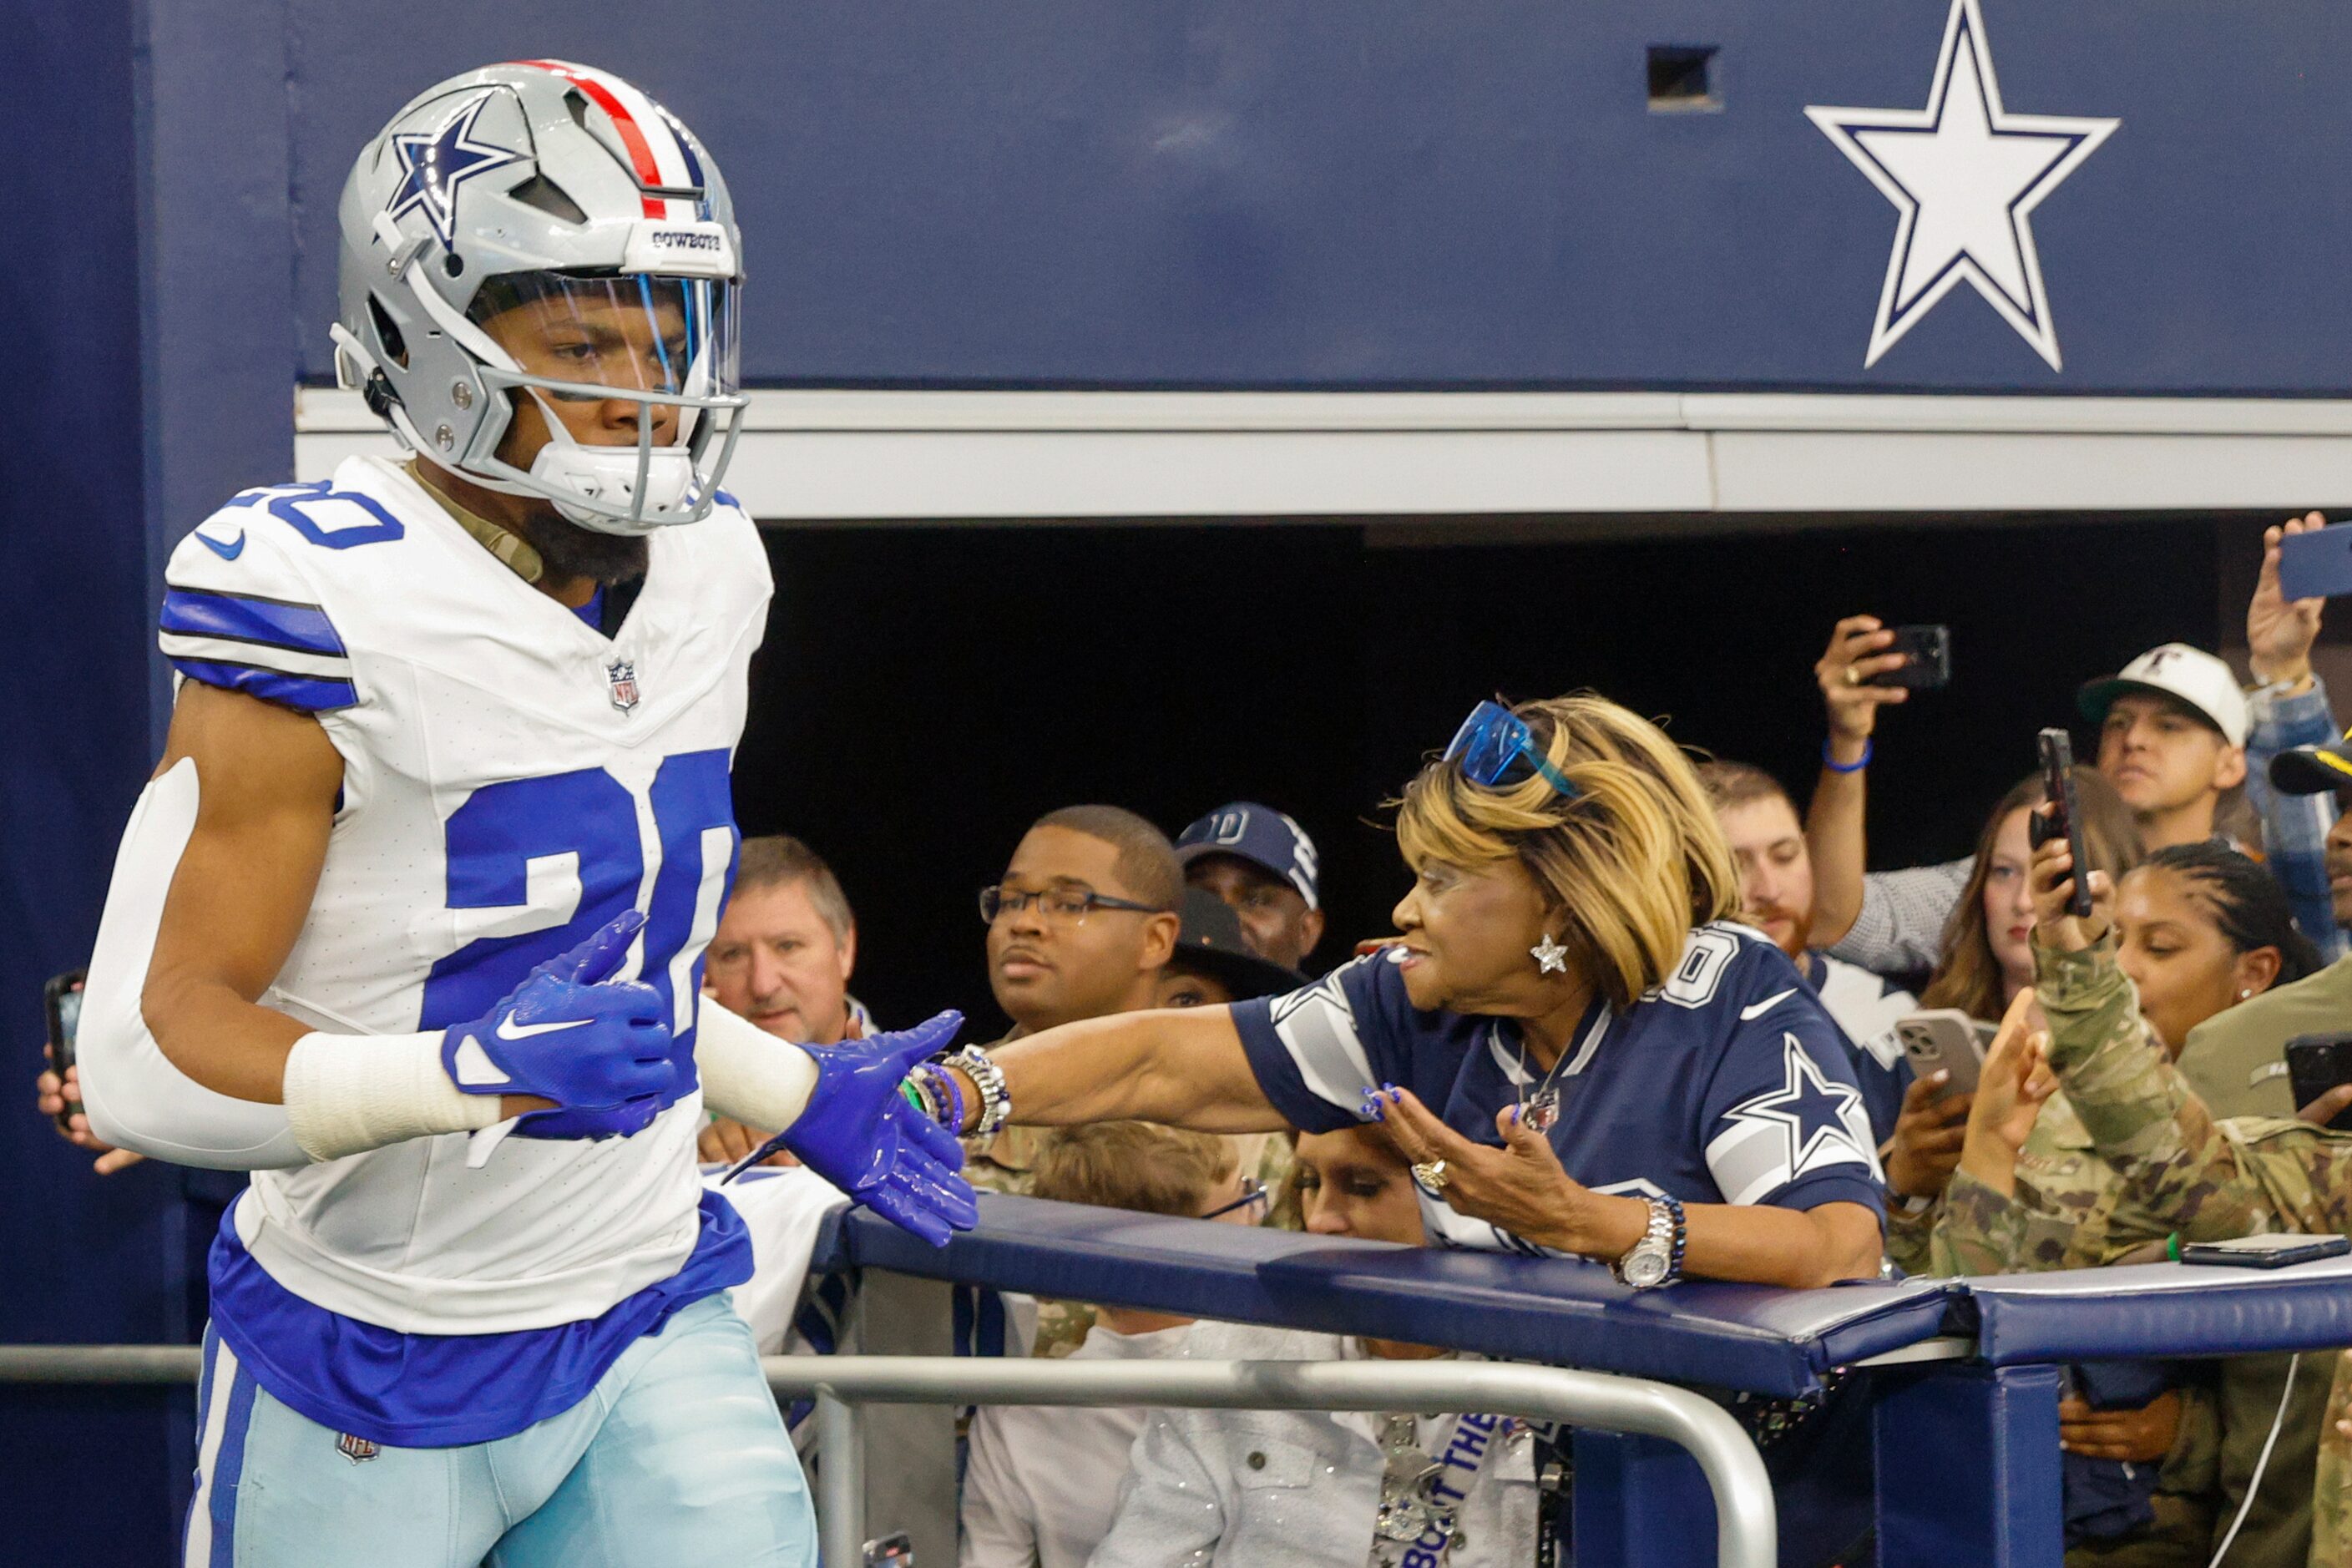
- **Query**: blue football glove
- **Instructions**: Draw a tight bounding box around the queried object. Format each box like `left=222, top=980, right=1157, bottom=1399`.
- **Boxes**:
left=439, top=910, right=674, bottom=1141
left=723, top=1011, right=980, bottom=1248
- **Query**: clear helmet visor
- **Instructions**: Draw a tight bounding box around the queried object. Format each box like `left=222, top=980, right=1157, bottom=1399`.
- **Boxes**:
left=459, top=271, right=745, bottom=534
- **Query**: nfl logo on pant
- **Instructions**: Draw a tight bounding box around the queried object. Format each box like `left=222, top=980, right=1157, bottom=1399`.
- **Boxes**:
left=605, top=658, right=640, bottom=714
left=336, top=1433, right=379, bottom=1464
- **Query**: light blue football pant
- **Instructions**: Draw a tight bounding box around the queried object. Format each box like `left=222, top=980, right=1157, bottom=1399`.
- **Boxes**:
left=183, top=1292, right=815, bottom=1567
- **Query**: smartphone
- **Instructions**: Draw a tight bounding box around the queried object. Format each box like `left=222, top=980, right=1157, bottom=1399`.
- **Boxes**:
left=1897, top=1009, right=1985, bottom=1096
left=2285, top=1033, right=2352, bottom=1130
left=2027, top=729, right=2094, bottom=918
left=43, top=969, right=85, bottom=1134
left=2277, top=524, right=2352, bottom=602
left=1870, top=625, right=1951, bottom=690
left=2178, top=1232, right=2351, bottom=1269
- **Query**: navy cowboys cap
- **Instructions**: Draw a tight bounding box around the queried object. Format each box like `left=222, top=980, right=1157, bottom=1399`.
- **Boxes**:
left=1174, top=802, right=1321, bottom=910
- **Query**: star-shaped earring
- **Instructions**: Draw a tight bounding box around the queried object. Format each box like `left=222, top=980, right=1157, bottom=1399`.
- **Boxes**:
left=1530, top=933, right=1568, bottom=974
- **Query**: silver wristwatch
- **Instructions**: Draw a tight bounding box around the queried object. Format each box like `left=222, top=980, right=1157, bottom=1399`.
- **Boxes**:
left=1613, top=1197, right=1677, bottom=1290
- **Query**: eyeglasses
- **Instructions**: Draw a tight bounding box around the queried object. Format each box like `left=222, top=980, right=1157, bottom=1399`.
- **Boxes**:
left=1199, top=1176, right=1268, bottom=1222
left=1443, top=700, right=1580, bottom=800
left=979, top=883, right=1166, bottom=927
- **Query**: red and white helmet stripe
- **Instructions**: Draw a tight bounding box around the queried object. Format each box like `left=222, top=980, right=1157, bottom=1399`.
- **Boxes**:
left=509, top=58, right=698, bottom=220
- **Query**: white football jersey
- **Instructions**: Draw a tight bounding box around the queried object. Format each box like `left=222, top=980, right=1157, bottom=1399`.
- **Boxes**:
left=158, top=454, right=768, bottom=1334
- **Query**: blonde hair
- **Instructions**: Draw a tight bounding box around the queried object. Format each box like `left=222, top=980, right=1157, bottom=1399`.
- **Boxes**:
left=1032, top=1122, right=1239, bottom=1218
left=1393, top=693, right=1740, bottom=1009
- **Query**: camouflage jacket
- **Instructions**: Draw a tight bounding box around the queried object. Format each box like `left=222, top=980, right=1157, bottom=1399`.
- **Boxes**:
left=2036, top=936, right=2352, bottom=1568
left=1930, top=1111, right=2223, bottom=1562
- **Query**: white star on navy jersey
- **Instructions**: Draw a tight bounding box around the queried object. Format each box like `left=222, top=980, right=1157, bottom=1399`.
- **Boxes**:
left=1723, top=1034, right=1869, bottom=1180
left=1804, top=0, right=2117, bottom=371
left=387, top=93, right=523, bottom=248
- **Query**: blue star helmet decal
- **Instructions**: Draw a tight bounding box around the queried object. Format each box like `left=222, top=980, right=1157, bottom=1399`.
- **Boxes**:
left=386, top=92, right=524, bottom=249
left=1805, top=0, right=2118, bottom=371
left=1706, top=1034, right=1878, bottom=1206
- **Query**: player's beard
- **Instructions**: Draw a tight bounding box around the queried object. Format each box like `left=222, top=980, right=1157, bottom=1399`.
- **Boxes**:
left=513, top=512, right=650, bottom=586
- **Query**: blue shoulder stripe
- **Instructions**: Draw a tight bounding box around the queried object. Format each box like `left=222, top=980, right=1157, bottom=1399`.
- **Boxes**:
left=170, top=656, right=357, bottom=713
left=161, top=588, right=346, bottom=660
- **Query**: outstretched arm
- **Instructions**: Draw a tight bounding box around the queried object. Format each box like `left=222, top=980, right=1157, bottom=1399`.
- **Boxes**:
left=949, top=1006, right=1287, bottom=1135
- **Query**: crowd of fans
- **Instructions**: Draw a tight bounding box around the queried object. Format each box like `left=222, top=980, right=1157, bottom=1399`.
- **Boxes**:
left=42, top=513, right=2352, bottom=1566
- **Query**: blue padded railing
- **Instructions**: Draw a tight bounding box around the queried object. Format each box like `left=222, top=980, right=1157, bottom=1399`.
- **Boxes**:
left=817, top=1191, right=1959, bottom=1398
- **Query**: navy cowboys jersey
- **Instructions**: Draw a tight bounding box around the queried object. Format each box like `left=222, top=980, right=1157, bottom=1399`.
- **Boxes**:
left=1230, top=923, right=1886, bottom=1255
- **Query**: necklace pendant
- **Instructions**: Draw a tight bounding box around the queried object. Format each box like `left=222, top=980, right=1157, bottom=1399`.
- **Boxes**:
left=1521, top=1088, right=1561, bottom=1133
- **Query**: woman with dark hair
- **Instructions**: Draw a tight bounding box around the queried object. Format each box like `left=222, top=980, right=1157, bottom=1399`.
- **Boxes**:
left=1959, top=833, right=2352, bottom=1565
left=1932, top=842, right=2319, bottom=1566
left=2107, top=842, right=2323, bottom=1059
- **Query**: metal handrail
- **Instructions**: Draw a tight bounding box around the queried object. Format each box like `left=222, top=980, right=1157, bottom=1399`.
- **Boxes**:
left=775, top=1355, right=1776, bottom=1568
left=0, top=1346, right=1778, bottom=1567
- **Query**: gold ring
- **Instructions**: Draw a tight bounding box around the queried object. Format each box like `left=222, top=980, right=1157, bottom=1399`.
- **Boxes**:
left=1843, top=666, right=1864, bottom=688
left=1412, top=1160, right=1449, bottom=1192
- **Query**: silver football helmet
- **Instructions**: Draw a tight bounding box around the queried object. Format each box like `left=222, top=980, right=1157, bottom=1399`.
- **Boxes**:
left=334, top=61, right=745, bottom=534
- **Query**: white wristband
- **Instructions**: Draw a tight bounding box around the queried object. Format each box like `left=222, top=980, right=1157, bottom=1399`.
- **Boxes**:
left=696, top=1000, right=820, bottom=1135
left=281, top=1030, right=503, bottom=1162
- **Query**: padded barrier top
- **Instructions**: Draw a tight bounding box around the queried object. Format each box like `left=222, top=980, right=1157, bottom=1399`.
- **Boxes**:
left=821, top=1192, right=1955, bottom=1398
left=1964, top=1253, right=2352, bottom=1366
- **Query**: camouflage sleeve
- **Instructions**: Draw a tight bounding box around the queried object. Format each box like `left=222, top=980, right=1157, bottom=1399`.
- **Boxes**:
left=1927, top=1171, right=2031, bottom=1277
left=1884, top=1193, right=1940, bottom=1277
left=2316, top=1349, right=2352, bottom=1566
left=2034, top=938, right=2281, bottom=1242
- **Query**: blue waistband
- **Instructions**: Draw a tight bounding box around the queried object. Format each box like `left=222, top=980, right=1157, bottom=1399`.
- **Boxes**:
left=206, top=1188, right=752, bottom=1448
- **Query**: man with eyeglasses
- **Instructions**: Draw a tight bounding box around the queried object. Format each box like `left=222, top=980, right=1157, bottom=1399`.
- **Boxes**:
left=1175, top=802, right=1328, bottom=973
left=970, top=805, right=1184, bottom=1196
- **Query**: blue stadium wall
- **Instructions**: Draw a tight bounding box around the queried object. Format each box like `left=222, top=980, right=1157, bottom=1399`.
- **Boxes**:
left=3, top=2, right=2344, bottom=1556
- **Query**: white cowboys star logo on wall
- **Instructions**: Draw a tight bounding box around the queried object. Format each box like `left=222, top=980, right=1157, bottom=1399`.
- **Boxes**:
left=1804, top=0, right=2117, bottom=371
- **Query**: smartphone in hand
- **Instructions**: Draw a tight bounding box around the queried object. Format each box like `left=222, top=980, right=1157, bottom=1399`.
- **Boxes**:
left=2277, top=524, right=2352, bottom=601
left=43, top=969, right=86, bottom=1134
left=1896, top=1009, right=1986, bottom=1095
left=1869, top=625, right=1951, bottom=690
left=2285, top=1033, right=2352, bottom=1131
left=2028, top=730, right=2094, bottom=918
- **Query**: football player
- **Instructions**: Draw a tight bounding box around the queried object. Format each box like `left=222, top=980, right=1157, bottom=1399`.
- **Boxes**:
left=74, top=61, right=973, bottom=1566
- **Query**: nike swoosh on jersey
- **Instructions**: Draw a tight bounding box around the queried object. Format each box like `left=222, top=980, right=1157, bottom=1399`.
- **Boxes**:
left=196, top=529, right=245, bottom=560
left=495, top=1013, right=593, bottom=1042
left=1739, top=988, right=1798, bottom=1022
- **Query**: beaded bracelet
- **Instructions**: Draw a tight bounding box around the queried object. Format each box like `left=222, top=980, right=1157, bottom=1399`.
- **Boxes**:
left=912, top=1060, right=965, bottom=1136
left=1661, top=1193, right=1688, bottom=1284
left=945, top=1047, right=1012, bottom=1138
left=1821, top=738, right=1874, bottom=775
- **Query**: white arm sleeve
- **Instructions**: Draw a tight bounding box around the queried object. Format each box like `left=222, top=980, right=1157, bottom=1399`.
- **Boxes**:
left=695, top=998, right=820, bottom=1133
left=77, top=758, right=308, bottom=1170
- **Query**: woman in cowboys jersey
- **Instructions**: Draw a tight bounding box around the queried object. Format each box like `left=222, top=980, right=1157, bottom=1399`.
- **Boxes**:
left=938, top=694, right=1886, bottom=1290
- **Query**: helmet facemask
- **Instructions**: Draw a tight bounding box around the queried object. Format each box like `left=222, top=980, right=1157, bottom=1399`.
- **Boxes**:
left=453, top=270, right=744, bottom=535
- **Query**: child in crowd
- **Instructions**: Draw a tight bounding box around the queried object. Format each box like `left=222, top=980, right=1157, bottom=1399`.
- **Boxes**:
left=1089, top=1125, right=1541, bottom=1568
left=958, top=1122, right=1256, bottom=1568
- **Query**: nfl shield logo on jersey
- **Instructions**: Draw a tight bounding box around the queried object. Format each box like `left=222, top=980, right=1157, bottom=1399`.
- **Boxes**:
left=606, top=658, right=641, bottom=714
left=336, top=1432, right=379, bottom=1464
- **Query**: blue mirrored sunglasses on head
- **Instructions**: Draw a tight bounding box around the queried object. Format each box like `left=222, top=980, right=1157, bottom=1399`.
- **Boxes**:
left=1442, top=700, right=1580, bottom=798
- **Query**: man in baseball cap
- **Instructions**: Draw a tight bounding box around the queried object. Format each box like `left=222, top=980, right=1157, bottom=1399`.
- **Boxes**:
left=1156, top=888, right=1308, bottom=1010
left=2077, top=643, right=2250, bottom=849
left=1174, top=802, right=1325, bottom=972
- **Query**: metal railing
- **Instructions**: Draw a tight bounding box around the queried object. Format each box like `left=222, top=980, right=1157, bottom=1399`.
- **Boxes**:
left=0, top=1345, right=1778, bottom=1568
